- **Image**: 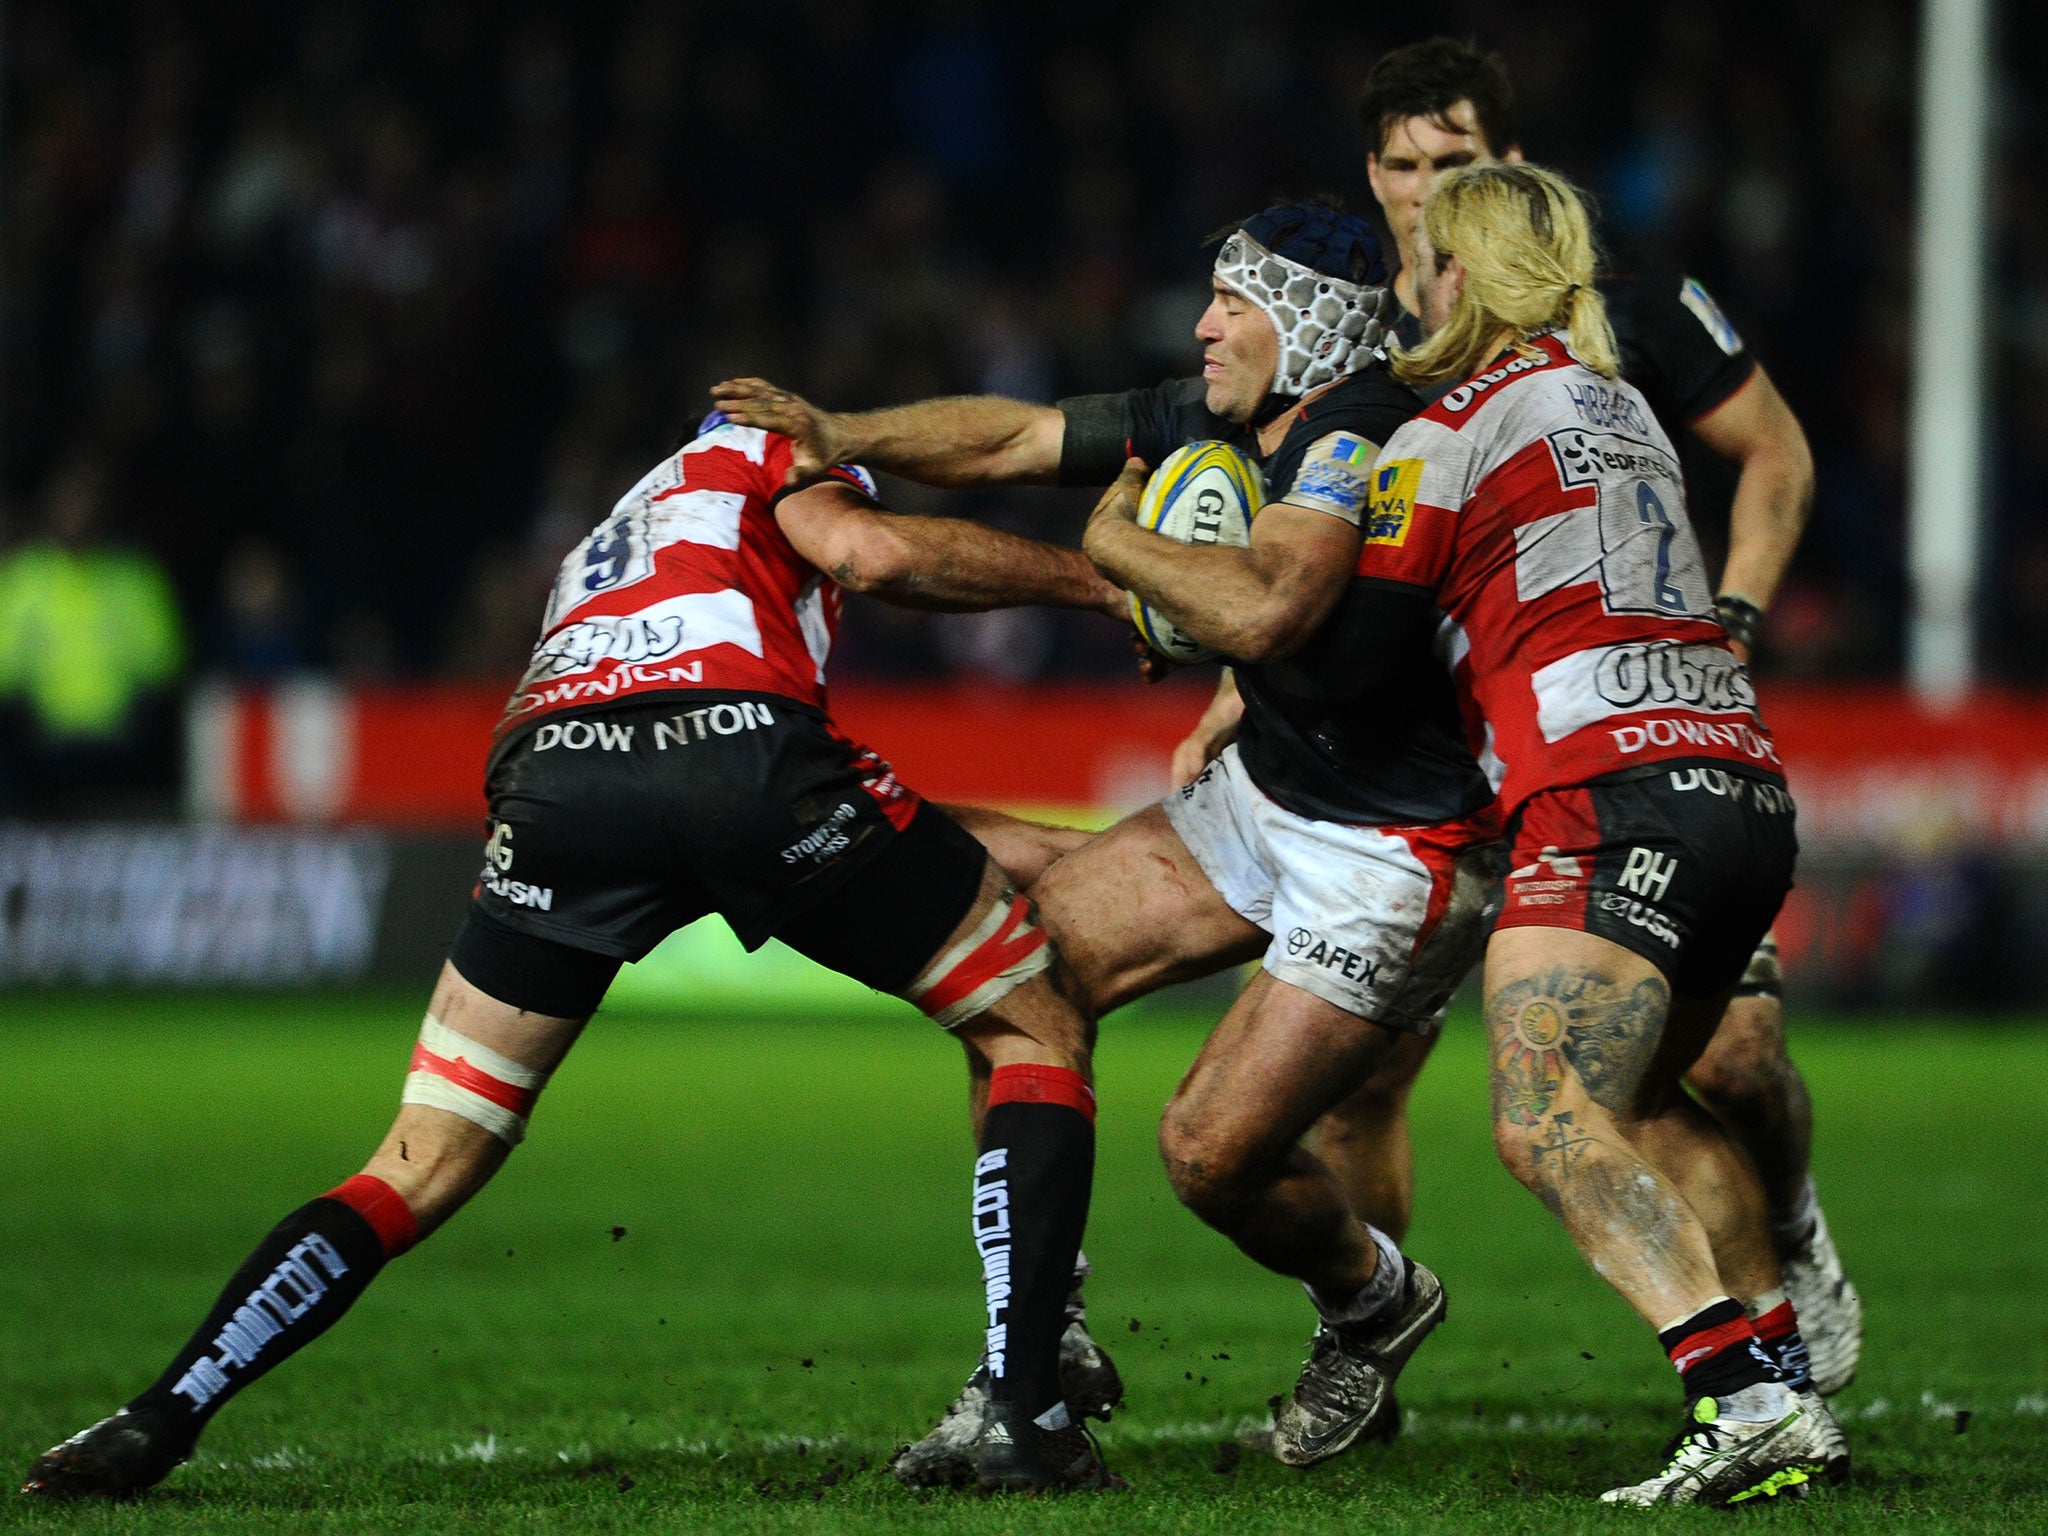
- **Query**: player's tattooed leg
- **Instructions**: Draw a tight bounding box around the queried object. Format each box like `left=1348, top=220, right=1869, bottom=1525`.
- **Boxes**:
left=1482, top=929, right=1726, bottom=1331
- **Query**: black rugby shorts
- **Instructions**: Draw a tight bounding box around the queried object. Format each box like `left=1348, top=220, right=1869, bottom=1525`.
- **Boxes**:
left=1495, top=762, right=1798, bottom=1000
left=452, top=694, right=986, bottom=1013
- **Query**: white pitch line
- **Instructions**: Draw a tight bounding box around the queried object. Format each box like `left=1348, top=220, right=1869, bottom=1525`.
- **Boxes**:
left=199, top=1391, right=2048, bottom=1475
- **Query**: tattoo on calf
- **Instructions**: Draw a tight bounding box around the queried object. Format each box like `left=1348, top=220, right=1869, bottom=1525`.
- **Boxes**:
left=1530, top=1109, right=1595, bottom=1172
left=1486, top=966, right=1672, bottom=1124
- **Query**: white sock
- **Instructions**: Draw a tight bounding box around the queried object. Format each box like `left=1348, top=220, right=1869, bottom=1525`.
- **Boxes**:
left=1307, top=1225, right=1406, bottom=1325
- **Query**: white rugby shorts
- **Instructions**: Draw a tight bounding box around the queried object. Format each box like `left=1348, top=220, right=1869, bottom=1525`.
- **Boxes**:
left=1163, top=745, right=1501, bottom=1033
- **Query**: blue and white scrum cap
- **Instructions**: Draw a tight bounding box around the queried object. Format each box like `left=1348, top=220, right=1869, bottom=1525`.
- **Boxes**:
left=1215, top=203, right=1391, bottom=395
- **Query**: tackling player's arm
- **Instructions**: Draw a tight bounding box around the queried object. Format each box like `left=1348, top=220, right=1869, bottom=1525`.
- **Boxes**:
left=713, top=378, right=1064, bottom=488
left=774, top=479, right=1124, bottom=616
left=1687, top=365, right=1814, bottom=655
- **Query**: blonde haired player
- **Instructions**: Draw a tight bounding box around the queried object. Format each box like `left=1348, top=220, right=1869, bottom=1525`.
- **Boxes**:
left=1364, top=161, right=1842, bottom=1504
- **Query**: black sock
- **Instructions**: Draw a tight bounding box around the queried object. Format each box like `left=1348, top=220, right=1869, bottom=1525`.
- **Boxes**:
left=1658, top=1296, right=1784, bottom=1402
left=126, top=1197, right=393, bottom=1440
left=974, top=1065, right=1095, bottom=1425
left=1751, top=1297, right=1816, bottom=1393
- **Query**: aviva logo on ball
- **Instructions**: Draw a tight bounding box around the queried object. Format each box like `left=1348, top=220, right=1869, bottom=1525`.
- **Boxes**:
left=1129, top=441, right=1264, bottom=664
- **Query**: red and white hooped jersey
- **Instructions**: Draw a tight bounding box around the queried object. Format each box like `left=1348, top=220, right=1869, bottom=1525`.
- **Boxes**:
left=1356, top=333, right=1779, bottom=817
left=499, top=425, right=876, bottom=739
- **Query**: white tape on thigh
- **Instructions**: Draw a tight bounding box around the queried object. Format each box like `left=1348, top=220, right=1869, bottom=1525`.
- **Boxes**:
left=905, top=892, right=1053, bottom=1030
left=401, top=1016, right=550, bottom=1145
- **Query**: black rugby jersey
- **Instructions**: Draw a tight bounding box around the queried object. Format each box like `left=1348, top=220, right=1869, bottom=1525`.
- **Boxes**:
left=1058, top=369, right=1493, bottom=826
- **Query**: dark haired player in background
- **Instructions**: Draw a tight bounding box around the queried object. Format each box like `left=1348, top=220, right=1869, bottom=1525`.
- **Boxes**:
left=718, top=201, right=1499, bottom=1477
left=1173, top=36, right=1857, bottom=1401
left=24, top=416, right=1133, bottom=1499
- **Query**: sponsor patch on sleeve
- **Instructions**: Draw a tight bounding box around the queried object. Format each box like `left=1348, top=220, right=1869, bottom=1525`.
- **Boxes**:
left=1678, top=278, right=1743, bottom=356
left=1284, top=433, right=1378, bottom=525
left=1364, top=458, right=1424, bottom=546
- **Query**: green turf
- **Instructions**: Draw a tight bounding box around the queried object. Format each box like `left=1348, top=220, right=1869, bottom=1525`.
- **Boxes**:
left=0, top=992, right=2042, bottom=1533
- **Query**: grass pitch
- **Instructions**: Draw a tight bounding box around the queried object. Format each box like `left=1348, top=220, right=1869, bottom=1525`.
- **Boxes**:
left=0, top=991, right=2042, bottom=1534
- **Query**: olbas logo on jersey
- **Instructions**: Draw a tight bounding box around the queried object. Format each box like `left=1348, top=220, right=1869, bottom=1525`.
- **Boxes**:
left=1366, top=458, right=1423, bottom=546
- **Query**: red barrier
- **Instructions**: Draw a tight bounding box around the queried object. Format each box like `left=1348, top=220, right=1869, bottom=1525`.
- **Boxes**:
left=185, top=679, right=2048, bottom=848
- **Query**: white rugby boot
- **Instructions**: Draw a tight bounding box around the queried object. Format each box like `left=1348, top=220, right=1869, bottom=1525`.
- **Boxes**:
left=1777, top=1191, right=1862, bottom=1395
left=1800, top=1389, right=1852, bottom=1484
left=1601, top=1382, right=1828, bottom=1506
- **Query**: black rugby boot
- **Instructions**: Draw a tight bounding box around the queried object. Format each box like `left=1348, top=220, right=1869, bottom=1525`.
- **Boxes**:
left=972, top=1405, right=1124, bottom=1493
left=22, top=1407, right=195, bottom=1501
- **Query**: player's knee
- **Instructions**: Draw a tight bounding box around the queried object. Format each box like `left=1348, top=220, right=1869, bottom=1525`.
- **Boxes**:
left=1490, top=1114, right=1545, bottom=1194
left=911, top=885, right=1096, bottom=1067
left=1158, top=1109, right=1253, bottom=1225
left=402, top=1014, right=552, bottom=1147
left=1686, top=996, right=1790, bottom=1108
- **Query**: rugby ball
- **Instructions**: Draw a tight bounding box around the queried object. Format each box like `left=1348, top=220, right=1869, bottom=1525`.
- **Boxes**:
left=1128, top=441, right=1264, bottom=664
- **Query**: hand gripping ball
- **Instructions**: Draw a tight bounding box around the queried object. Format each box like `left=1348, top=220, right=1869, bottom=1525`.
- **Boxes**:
left=1127, top=441, right=1265, bottom=664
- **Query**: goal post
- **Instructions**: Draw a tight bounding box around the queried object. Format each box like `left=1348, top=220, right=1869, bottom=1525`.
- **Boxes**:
left=1907, top=0, right=1994, bottom=702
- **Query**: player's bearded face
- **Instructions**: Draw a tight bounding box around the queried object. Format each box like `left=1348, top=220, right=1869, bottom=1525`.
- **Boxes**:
left=1196, top=281, right=1281, bottom=424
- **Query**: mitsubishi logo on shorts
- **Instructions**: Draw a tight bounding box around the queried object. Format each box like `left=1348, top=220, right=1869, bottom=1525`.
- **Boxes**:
left=1509, top=845, right=1583, bottom=881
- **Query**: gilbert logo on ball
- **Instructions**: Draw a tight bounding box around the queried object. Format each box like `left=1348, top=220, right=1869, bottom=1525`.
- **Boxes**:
left=1128, top=441, right=1264, bottom=664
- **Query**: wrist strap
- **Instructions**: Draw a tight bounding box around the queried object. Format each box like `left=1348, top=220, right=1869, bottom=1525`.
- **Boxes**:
left=1713, top=594, right=1764, bottom=650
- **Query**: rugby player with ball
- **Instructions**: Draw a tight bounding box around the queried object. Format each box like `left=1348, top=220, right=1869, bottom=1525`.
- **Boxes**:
left=717, top=201, right=1501, bottom=1476
left=1176, top=37, right=1859, bottom=1403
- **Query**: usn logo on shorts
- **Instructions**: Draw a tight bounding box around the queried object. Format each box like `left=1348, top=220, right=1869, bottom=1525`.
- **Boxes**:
left=478, top=822, right=554, bottom=911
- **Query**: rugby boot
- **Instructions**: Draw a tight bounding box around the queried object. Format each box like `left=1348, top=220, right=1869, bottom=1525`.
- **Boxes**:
left=1777, top=1200, right=1862, bottom=1396
left=1800, top=1390, right=1852, bottom=1484
left=1271, top=1260, right=1445, bottom=1468
left=1600, top=1382, right=1828, bottom=1506
left=889, top=1319, right=1125, bottom=1487
left=971, top=1405, right=1124, bottom=1494
left=1057, top=1315, right=1125, bottom=1423
left=22, top=1407, right=194, bottom=1500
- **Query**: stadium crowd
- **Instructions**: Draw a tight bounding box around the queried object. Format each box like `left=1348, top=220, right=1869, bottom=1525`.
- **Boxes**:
left=2, top=0, right=2044, bottom=709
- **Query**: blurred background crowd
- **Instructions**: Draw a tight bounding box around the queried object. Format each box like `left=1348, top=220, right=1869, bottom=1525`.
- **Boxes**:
left=3, top=0, right=2046, bottom=808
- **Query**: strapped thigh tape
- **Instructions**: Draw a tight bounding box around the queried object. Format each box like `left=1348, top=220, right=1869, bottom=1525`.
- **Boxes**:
left=905, top=891, right=1053, bottom=1030
left=401, top=1016, right=550, bottom=1145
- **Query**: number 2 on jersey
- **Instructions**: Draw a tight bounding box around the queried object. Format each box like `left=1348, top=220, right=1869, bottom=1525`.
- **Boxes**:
left=1634, top=481, right=1687, bottom=613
